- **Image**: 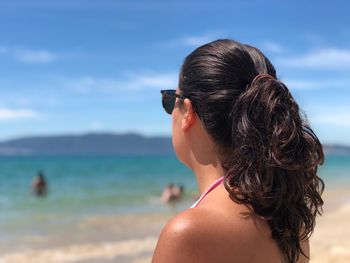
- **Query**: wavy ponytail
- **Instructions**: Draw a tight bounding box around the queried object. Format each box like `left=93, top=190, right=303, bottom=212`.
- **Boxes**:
left=179, top=39, right=325, bottom=263
left=223, top=75, right=324, bottom=263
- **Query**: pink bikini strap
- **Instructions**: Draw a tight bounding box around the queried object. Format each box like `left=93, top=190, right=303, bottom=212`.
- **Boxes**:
left=191, top=176, right=225, bottom=208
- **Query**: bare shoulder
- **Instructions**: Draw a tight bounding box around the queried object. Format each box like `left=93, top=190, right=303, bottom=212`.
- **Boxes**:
left=152, top=207, right=252, bottom=263
left=151, top=208, right=207, bottom=263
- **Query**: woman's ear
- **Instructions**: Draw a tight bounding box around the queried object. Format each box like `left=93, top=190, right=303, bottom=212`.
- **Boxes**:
left=181, top=98, right=196, bottom=131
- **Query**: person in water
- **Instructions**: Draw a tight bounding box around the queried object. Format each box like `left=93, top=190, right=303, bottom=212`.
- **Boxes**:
left=161, top=183, right=184, bottom=204
left=153, top=39, right=324, bottom=263
left=31, top=170, right=48, bottom=197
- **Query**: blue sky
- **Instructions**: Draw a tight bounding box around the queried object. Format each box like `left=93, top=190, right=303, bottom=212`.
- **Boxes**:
left=0, top=0, right=349, bottom=145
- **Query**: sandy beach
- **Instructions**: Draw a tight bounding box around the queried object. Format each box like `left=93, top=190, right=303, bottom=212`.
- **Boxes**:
left=310, top=185, right=350, bottom=263
left=0, top=212, right=171, bottom=263
left=0, top=186, right=349, bottom=263
left=0, top=237, right=157, bottom=263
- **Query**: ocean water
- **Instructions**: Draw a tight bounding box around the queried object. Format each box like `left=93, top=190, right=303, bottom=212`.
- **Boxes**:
left=0, top=154, right=349, bottom=252
left=319, top=154, right=350, bottom=186
left=0, top=155, right=196, bottom=250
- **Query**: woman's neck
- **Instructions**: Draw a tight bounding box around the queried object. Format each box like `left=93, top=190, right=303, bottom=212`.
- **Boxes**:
left=192, top=162, right=225, bottom=195
left=183, top=125, right=226, bottom=195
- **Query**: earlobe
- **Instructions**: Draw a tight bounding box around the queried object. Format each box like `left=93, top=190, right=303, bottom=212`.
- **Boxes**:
left=181, top=99, right=195, bottom=131
left=181, top=115, right=189, bottom=130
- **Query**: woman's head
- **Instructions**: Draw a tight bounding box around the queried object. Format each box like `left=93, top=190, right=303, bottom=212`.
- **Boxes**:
left=171, top=39, right=324, bottom=263
left=178, top=39, right=277, bottom=148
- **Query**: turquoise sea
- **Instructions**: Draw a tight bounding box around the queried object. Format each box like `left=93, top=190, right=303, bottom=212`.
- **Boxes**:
left=0, top=156, right=196, bottom=245
left=0, top=154, right=349, bottom=254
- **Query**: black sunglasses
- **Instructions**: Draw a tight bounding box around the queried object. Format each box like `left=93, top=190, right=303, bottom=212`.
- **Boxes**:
left=160, top=89, right=186, bottom=114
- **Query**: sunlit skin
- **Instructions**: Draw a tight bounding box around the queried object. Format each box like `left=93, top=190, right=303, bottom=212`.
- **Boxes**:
left=152, top=91, right=309, bottom=263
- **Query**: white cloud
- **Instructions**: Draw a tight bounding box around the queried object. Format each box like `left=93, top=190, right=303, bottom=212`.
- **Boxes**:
left=261, top=41, right=285, bottom=54
left=182, top=35, right=218, bottom=47
left=65, top=72, right=178, bottom=94
left=159, top=32, right=225, bottom=48
left=0, top=95, right=59, bottom=108
left=125, top=72, right=177, bottom=89
left=276, top=48, right=350, bottom=70
left=311, top=113, right=350, bottom=127
left=307, top=106, right=350, bottom=127
left=282, top=79, right=317, bottom=89
left=14, top=49, right=57, bottom=63
left=282, top=78, right=350, bottom=90
left=0, top=45, right=58, bottom=64
left=0, top=107, right=40, bottom=121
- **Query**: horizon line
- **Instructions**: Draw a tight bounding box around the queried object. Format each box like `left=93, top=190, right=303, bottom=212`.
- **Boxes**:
left=1, top=131, right=350, bottom=148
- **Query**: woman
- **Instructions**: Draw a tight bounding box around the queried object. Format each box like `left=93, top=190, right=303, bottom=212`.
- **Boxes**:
left=153, top=39, right=324, bottom=263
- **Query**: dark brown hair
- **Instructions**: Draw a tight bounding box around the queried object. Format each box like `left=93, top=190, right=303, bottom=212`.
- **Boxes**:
left=179, top=39, right=324, bottom=263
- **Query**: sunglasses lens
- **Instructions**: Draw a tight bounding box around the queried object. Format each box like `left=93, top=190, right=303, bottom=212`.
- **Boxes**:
left=162, top=93, right=175, bottom=114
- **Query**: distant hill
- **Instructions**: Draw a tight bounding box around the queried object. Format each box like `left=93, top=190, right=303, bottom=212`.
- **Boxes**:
left=322, top=144, right=350, bottom=155
left=0, top=133, right=349, bottom=156
left=0, top=133, right=174, bottom=156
